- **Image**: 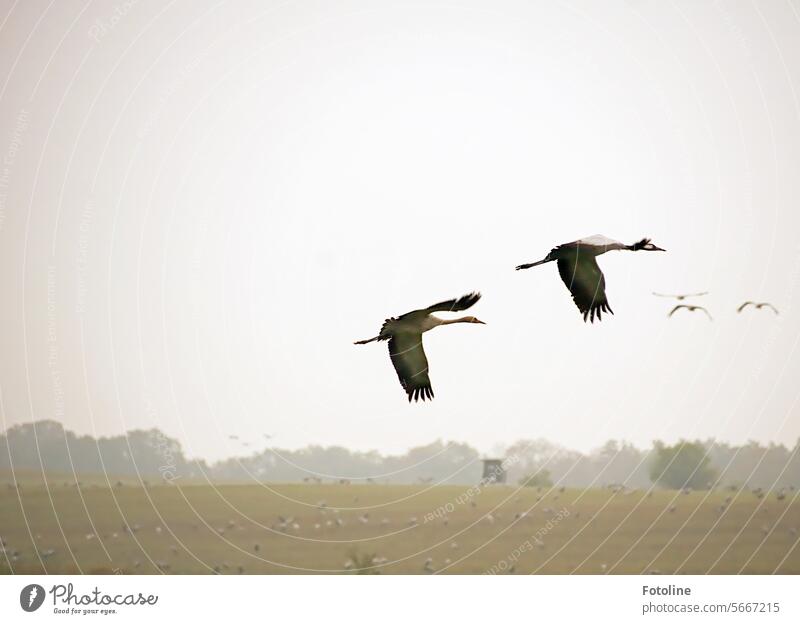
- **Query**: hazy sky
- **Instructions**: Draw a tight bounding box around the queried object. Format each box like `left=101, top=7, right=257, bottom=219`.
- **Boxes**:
left=1, top=0, right=799, bottom=462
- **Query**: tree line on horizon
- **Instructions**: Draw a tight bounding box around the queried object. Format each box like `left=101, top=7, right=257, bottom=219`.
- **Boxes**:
left=1, top=420, right=798, bottom=491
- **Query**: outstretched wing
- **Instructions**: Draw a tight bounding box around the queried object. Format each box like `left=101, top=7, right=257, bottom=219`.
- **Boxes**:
left=388, top=332, right=433, bottom=402
left=668, top=305, right=686, bottom=317
left=737, top=301, right=755, bottom=313
left=758, top=303, right=779, bottom=315
left=423, top=292, right=482, bottom=314
left=698, top=307, right=714, bottom=321
left=557, top=253, right=613, bottom=323
left=669, top=305, right=712, bottom=320
left=653, top=291, right=708, bottom=299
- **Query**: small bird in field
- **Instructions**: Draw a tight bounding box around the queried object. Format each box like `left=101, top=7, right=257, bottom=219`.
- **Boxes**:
left=516, top=235, right=665, bottom=322
left=355, top=292, right=485, bottom=402
left=668, top=304, right=713, bottom=321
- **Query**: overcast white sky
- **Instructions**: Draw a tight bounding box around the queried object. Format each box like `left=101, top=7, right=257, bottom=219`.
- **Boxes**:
left=1, top=0, right=799, bottom=462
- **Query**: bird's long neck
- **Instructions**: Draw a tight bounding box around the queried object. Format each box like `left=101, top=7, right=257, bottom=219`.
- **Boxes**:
left=439, top=316, right=474, bottom=325
left=423, top=316, right=472, bottom=331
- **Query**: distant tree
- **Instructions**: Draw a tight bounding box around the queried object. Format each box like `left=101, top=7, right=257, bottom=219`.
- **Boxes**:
left=504, top=438, right=560, bottom=484
left=5, top=421, right=798, bottom=489
left=649, top=440, right=717, bottom=490
left=519, top=469, right=552, bottom=488
left=591, top=439, right=650, bottom=488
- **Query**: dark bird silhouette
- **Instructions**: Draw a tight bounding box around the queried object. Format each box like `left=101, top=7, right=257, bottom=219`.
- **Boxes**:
left=354, top=293, right=485, bottom=402
left=668, top=304, right=713, bottom=321
left=516, top=235, right=665, bottom=322
left=652, top=291, right=708, bottom=300
left=737, top=301, right=779, bottom=315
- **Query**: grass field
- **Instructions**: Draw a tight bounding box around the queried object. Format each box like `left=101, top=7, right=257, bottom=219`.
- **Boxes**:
left=1, top=476, right=798, bottom=574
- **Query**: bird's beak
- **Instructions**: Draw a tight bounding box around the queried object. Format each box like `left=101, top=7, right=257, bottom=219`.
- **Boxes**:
left=474, top=319, right=486, bottom=324
left=653, top=245, right=666, bottom=252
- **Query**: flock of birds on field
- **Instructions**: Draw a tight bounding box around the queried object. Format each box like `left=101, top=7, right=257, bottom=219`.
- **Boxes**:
left=356, top=235, right=779, bottom=402
left=1, top=483, right=795, bottom=574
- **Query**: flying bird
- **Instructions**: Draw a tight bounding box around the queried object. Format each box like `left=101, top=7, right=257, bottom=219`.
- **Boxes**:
left=516, top=235, right=665, bottom=322
left=354, top=292, right=485, bottom=402
left=737, top=301, right=779, bottom=315
left=668, top=304, right=713, bottom=321
left=652, top=291, right=708, bottom=300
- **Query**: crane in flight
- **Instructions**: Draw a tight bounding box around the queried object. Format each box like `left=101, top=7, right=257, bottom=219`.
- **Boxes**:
left=668, top=305, right=713, bottom=321
left=516, top=235, right=665, bottom=322
left=737, top=301, right=779, bottom=315
left=354, top=292, right=485, bottom=402
left=653, top=291, right=708, bottom=300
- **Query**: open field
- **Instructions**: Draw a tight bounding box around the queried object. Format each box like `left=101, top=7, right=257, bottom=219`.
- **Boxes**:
left=1, top=478, right=798, bottom=574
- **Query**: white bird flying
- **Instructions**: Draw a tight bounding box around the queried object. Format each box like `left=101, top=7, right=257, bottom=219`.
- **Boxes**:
left=737, top=301, right=779, bottom=315
left=668, top=304, right=713, bottom=321
left=652, top=291, right=708, bottom=300
left=354, top=292, right=485, bottom=402
left=516, top=235, right=665, bottom=322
